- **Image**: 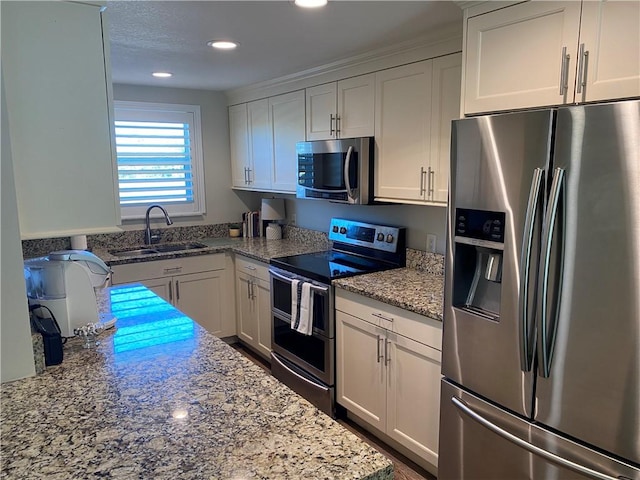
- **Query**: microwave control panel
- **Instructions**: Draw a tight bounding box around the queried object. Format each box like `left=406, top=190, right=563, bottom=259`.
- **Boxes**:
left=329, top=218, right=402, bottom=253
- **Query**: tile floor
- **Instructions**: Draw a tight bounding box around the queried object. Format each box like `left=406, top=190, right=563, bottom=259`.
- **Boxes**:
left=231, top=343, right=436, bottom=480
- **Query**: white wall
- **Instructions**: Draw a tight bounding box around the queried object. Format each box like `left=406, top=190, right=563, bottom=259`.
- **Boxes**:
left=112, top=84, right=262, bottom=229
left=112, top=84, right=448, bottom=250
left=1, top=71, right=36, bottom=382
left=284, top=197, right=448, bottom=254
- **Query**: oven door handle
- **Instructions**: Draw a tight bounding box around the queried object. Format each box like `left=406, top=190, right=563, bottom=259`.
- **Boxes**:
left=271, top=352, right=330, bottom=392
left=269, top=269, right=329, bottom=294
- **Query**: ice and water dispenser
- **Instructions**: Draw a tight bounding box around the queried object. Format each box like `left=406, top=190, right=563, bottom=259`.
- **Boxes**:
left=451, top=208, right=505, bottom=321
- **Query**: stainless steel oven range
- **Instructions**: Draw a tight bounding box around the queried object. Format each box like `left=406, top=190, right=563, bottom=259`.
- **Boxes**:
left=269, top=218, right=406, bottom=416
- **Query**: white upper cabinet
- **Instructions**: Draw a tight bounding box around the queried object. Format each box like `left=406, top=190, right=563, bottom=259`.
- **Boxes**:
left=463, top=0, right=640, bottom=115
left=229, top=103, right=251, bottom=188
left=2, top=1, right=120, bottom=239
left=229, top=90, right=305, bottom=193
left=247, top=99, right=273, bottom=191
left=577, top=0, right=640, bottom=103
left=270, top=90, right=305, bottom=193
left=305, top=74, right=375, bottom=140
left=430, top=53, right=462, bottom=204
left=375, top=54, right=461, bottom=205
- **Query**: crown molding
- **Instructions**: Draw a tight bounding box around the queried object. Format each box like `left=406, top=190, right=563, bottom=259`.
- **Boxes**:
left=225, top=21, right=463, bottom=105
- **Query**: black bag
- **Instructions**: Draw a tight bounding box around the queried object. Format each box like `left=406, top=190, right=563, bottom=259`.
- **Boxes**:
left=29, top=304, right=64, bottom=366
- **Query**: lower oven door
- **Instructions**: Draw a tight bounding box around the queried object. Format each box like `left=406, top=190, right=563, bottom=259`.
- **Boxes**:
left=271, top=351, right=335, bottom=417
left=272, top=311, right=334, bottom=386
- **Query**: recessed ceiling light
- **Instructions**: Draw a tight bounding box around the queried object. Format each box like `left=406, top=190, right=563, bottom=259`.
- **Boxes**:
left=152, top=72, right=173, bottom=78
left=207, top=40, right=238, bottom=50
left=295, top=0, right=327, bottom=7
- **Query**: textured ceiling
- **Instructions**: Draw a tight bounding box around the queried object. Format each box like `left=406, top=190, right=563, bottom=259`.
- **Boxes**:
left=106, top=1, right=463, bottom=92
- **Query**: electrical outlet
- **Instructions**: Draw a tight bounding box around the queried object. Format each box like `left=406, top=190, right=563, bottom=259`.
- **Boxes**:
left=290, top=213, right=297, bottom=226
left=426, top=234, right=437, bottom=253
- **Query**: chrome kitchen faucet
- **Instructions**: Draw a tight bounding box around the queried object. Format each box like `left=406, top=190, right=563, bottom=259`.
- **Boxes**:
left=144, top=204, right=173, bottom=245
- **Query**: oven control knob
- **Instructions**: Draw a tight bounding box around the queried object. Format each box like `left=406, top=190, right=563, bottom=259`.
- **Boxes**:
left=377, top=233, right=384, bottom=242
left=386, top=234, right=394, bottom=243
left=339, top=227, right=347, bottom=234
left=332, top=225, right=339, bottom=233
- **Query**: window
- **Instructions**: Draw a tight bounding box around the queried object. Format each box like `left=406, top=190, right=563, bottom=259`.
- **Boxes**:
left=113, top=101, right=205, bottom=219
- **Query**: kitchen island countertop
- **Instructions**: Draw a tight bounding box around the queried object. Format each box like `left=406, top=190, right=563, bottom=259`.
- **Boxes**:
left=0, top=284, right=393, bottom=480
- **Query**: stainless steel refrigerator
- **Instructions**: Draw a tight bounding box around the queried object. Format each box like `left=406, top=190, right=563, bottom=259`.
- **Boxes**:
left=439, top=99, right=640, bottom=480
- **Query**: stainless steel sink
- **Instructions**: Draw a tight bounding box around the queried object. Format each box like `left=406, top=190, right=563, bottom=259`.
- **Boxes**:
left=109, top=242, right=207, bottom=257
left=109, top=248, right=159, bottom=257
left=153, top=242, right=207, bottom=253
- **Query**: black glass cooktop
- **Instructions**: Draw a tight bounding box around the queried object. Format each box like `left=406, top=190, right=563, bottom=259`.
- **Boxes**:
left=270, top=250, right=398, bottom=284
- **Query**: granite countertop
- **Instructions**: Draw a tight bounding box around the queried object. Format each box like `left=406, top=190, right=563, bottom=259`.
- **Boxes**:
left=1, top=284, right=393, bottom=480
left=94, top=237, right=328, bottom=266
left=333, top=268, right=444, bottom=321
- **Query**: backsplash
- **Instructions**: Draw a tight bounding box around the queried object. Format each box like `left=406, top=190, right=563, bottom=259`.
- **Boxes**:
left=21, top=224, right=443, bottom=276
left=282, top=225, right=330, bottom=250
left=406, top=249, right=445, bottom=276
left=22, top=223, right=233, bottom=259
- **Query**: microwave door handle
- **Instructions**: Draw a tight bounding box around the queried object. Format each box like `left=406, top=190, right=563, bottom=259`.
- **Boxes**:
left=343, top=146, right=355, bottom=203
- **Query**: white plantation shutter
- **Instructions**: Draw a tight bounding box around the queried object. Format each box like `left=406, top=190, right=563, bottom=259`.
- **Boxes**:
left=114, top=101, right=205, bottom=219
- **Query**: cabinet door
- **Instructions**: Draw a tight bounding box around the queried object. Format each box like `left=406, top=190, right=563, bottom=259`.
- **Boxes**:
left=236, top=271, right=257, bottom=346
left=306, top=82, right=337, bottom=140
left=254, top=278, right=272, bottom=359
left=247, top=99, right=273, bottom=190
left=464, top=1, right=582, bottom=114
left=336, top=311, right=386, bottom=431
left=429, top=53, right=462, bottom=204
left=269, top=90, right=305, bottom=193
left=2, top=2, right=120, bottom=239
left=387, top=332, right=442, bottom=469
left=375, top=60, right=432, bottom=202
left=578, top=0, right=640, bottom=103
left=175, top=271, right=225, bottom=337
left=337, top=74, right=375, bottom=139
left=229, top=103, right=250, bottom=188
left=139, top=278, right=172, bottom=304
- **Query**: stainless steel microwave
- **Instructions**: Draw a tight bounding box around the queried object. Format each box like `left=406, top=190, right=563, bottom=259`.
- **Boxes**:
left=296, top=137, right=374, bottom=205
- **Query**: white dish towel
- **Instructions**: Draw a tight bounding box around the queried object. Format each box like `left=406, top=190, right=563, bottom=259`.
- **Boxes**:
left=291, top=279, right=314, bottom=336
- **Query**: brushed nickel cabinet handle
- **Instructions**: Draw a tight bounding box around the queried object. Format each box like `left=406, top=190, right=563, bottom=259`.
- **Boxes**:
left=559, top=46, right=570, bottom=96
left=376, top=335, right=383, bottom=363
left=330, top=114, right=335, bottom=136
left=175, top=280, right=180, bottom=301
left=428, top=167, right=434, bottom=196
left=419, top=167, right=426, bottom=195
left=384, top=339, right=391, bottom=366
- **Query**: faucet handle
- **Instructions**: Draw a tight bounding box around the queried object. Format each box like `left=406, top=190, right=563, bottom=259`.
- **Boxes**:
left=149, top=232, right=162, bottom=244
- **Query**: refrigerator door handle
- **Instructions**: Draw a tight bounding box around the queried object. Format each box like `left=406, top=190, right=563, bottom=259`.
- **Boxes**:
left=519, top=167, right=544, bottom=372
left=537, top=167, right=566, bottom=378
left=451, top=396, right=619, bottom=480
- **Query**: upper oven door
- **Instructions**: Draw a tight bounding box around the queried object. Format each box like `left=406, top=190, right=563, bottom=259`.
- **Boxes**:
left=296, top=137, right=373, bottom=204
left=269, top=267, right=333, bottom=338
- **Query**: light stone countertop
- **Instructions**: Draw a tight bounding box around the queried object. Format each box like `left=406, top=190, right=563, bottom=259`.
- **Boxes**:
left=93, top=237, right=329, bottom=266
left=333, top=268, right=444, bottom=321
left=1, top=284, right=393, bottom=480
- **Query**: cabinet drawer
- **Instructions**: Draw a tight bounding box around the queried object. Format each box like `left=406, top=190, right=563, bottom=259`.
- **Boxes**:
left=111, top=253, right=225, bottom=284
left=336, top=288, right=442, bottom=351
left=235, top=255, right=270, bottom=282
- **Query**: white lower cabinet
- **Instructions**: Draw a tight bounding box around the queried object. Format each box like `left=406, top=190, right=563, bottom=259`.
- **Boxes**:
left=235, top=255, right=272, bottom=360
left=336, top=288, right=442, bottom=475
left=110, top=253, right=236, bottom=338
